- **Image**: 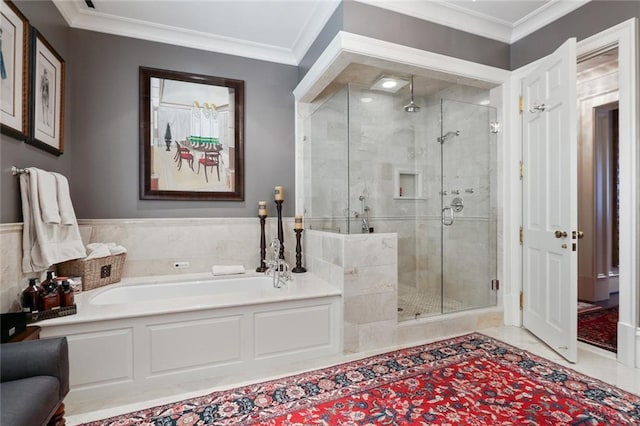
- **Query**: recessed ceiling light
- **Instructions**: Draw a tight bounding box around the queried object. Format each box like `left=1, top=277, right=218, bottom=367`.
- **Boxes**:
left=361, top=97, right=373, bottom=103
left=480, top=99, right=491, bottom=106
left=370, top=75, right=409, bottom=93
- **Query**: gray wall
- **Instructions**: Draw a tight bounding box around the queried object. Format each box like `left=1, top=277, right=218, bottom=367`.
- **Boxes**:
left=1, top=1, right=73, bottom=223
left=511, top=1, right=640, bottom=69
left=68, top=29, right=297, bottom=219
left=1, top=2, right=298, bottom=222
left=342, top=1, right=511, bottom=70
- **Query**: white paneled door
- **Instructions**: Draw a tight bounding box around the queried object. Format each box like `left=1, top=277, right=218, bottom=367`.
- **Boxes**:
left=522, top=38, right=578, bottom=363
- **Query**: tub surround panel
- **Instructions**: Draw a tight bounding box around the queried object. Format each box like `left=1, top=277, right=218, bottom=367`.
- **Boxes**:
left=254, top=303, right=334, bottom=358
left=67, top=327, right=134, bottom=388
left=39, top=274, right=342, bottom=405
left=148, top=316, right=243, bottom=374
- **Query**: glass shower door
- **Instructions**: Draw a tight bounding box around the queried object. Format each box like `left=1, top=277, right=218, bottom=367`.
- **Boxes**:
left=440, top=99, right=498, bottom=313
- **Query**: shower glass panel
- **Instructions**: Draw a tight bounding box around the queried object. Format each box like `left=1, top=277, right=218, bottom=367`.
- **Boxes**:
left=304, top=87, right=349, bottom=233
left=440, top=99, right=498, bottom=312
left=304, top=80, right=498, bottom=320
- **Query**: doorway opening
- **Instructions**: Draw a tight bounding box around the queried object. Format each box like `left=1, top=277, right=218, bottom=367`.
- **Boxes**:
left=576, top=46, right=620, bottom=353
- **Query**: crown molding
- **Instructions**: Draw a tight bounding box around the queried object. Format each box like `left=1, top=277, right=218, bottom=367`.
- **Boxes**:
left=53, top=0, right=591, bottom=65
left=291, top=0, right=342, bottom=64
left=354, top=0, right=591, bottom=45
left=511, top=0, right=591, bottom=43
left=357, top=0, right=513, bottom=43
left=52, top=0, right=299, bottom=65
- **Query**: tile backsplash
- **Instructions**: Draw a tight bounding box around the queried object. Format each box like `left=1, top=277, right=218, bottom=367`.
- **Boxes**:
left=0, top=218, right=296, bottom=313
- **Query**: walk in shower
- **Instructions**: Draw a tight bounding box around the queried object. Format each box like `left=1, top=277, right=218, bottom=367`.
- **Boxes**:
left=302, top=68, right=498, bottom=321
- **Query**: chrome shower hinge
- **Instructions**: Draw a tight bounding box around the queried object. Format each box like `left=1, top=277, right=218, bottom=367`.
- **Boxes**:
left=490, top=122, right=501, bottom=133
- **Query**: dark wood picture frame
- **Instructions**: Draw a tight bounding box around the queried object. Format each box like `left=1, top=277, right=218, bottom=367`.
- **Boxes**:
left=0, top=0, right=29, bottom=140
left=28, top=26, right=65, bottom=155
left=139, top=67, right=245, bottom=201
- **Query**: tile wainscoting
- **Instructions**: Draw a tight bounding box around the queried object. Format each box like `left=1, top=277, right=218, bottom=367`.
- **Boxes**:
left=0, top=218, right=297, bottom=313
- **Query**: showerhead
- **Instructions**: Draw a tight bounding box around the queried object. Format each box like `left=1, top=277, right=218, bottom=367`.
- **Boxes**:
left=437, top=130, right=460, bottom=143
left=404, top=75, right=420, bottom=113
left=404, top=102, right=420, bottom=113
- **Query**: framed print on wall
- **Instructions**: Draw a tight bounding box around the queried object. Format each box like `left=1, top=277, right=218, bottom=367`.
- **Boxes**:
left=0, top=0, right=29, bottom=139
left=139, top=67, right=245, bottom=201
left=28, top=27, right=64, bottom=155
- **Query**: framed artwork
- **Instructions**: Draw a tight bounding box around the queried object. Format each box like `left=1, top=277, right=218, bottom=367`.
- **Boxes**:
left=0, top=0, right=29, bottom=139
left=139, top=67, right=245, bottom=200
left=28, top=27, right=64, bottom=155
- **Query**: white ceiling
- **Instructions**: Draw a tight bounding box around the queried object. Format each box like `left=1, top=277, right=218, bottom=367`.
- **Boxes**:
left=52, top=0, right=590, bottom=66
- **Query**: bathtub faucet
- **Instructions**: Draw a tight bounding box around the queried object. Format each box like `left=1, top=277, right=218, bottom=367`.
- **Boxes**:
left=265, top=239, right=290, bottom=288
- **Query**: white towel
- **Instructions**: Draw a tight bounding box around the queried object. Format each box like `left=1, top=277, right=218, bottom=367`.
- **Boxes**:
left=106, top=242, right=127, bottom=255
left=20, top=168, right=86, bottom=273
left=52, top=172, right=76, bottom=226
left=212, top=265, right=246, bottom=276
left=85, top=243, right=112, bottom=260
left=35, top=169, right=61, bottom=224
left=84, top=242, right=128, bottom=259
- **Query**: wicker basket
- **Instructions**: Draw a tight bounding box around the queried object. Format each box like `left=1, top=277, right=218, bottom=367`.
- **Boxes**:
left=57, top=253, right=126, bottom=291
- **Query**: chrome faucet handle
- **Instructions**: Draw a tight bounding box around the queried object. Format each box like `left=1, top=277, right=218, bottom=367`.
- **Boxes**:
left=281, top=261, right=291, bottom=281
left=269, top=238, right=281, bottom=260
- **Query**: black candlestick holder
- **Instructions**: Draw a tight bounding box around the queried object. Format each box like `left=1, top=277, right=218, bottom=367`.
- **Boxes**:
left=275, top=200, right=285, bottom=261
left=256, top=214, right=267, bottom=272
left=292, top=229, right=307, bottom=273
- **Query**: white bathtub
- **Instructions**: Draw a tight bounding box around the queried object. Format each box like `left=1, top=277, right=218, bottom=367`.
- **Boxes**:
left=39, top=273, right=342, bottom=405
left=91, top=275, right=302, bottom=305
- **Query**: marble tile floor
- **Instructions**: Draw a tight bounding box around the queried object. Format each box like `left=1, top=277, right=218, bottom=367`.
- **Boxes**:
left=66, top=325, right=640, bottom=425
left=397, top=285, right=465, bottom=321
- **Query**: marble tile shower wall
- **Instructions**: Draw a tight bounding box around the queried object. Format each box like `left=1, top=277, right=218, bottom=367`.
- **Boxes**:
left=0, top=218, right=297, bottom=313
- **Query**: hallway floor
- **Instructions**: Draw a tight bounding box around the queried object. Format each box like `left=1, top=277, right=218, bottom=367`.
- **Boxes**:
left=66, top=325, right=640, bottom=425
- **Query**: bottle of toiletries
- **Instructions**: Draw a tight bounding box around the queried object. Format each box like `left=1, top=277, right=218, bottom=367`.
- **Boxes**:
left=59, top=279, right=74, bottom=307
left=40, top=270, right=57, bottom=293
left=39, top=271, right=60, bottom=311
left=21, top=278, right=42, bottom=313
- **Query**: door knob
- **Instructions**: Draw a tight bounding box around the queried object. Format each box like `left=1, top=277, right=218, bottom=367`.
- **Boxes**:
left=529, top=103, right=546, bottom=113
left=554, top=230, right=567, bottom=238
left=577, top=231, right=584, bottom=239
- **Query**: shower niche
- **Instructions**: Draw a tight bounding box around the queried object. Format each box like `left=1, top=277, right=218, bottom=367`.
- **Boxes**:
left=301, top=64, right=499, bottom=321
left=394, top=169, right=424, bottom=199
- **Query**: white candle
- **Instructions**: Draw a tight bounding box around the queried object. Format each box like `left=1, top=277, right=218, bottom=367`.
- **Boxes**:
left=274, top=186, right=283, bottom=201
left=294, top=216, right=303, bottom=230
left=258, top=201, right=267, bottom=216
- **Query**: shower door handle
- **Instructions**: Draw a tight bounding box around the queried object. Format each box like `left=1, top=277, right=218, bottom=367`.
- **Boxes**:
left=442, top=207, right=454, bottom=226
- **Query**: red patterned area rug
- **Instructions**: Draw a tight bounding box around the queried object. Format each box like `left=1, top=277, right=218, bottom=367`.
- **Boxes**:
left=578, top=306, right=618, bottom=353
left=82, top=333, right=640, bottom=426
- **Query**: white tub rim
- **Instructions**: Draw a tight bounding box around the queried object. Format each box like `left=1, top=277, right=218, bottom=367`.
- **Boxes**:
left=38, top=272, right=342, bottom=327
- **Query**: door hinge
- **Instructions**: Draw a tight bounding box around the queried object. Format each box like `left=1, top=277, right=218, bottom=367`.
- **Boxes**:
left=491, top=279, right=500, bottom=291
left=519, top=226, right=524, bottom=245
left=519, top=96, right=524, bottom=114
left=519, top=161, right=524, bottom=179
left=519, top=291, right=524, bottom=310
